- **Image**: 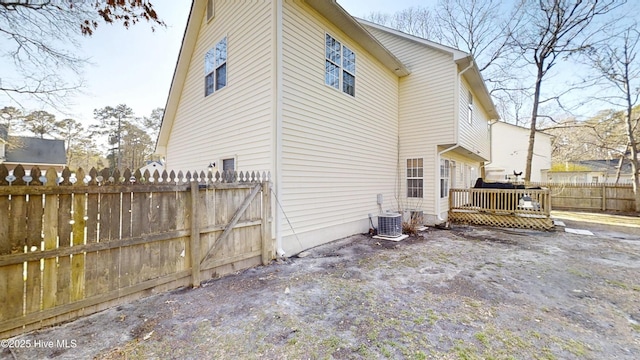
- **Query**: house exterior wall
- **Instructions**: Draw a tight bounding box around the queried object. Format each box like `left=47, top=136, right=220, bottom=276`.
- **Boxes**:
left=487, top=122, right=552, bottom=182
left=458, top=77, right=491, bottom=160
left=279, top=1, right=400, bottom=253
left=160, top=1, right=499, bottom=253
left=164, top=0, right=274, bottom=173
left=437, top=151, right=482, bottom=217
left=364, top=25, right=455, bottom=221
left=365, top=25, right=483, bottom=223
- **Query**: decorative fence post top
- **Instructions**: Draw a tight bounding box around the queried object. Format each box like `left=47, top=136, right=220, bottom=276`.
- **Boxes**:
left=0, top=164, right=271, bottom=187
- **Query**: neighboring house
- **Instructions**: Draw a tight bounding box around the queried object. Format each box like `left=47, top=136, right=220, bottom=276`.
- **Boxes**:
left=139, top=160, right=165, bottom=175
left=484, top=121, right=552, bottom=182
left=542, top=159, right=637, bottom=184
left=0, top=125, right=7, bottom=162
left=0, top=125, right=67, bottom=172
left=156, top=0, right=499, bottom=254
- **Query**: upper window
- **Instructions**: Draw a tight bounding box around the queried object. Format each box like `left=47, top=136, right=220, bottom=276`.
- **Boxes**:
left=325, top=34, right=355, bottom=97
left=407, top=158, right=423, bottom=198
left=205, top=37, right=227, bottom=97
left=468, top=91, right=473, bottom=124
left=207, top=0, right=214, bottom=21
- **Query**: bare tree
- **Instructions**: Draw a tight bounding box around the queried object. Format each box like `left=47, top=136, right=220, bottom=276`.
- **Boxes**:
left=364, top=6, right=438, bottom=40
left=511, top=0, right=625, bottom=181
left=587, top=25, right=640, bottom=210
left=433, top=0, right=534, bottom=124
left=435, top=0, right=512, bottom=73
left=365, top=0, right=526, bottom=122
left=0, top=0, right=164, bottom=107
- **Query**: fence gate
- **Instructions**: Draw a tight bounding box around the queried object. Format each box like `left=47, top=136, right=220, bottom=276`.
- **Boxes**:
left=190, top=180, right=273, bottom=286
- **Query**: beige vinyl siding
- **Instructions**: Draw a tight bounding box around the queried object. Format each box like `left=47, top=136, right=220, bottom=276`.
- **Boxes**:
left=441, top=152, right=482, bottom=190
left=165, top=0, right=273, bottom=172
left=365, top=25, right=457, bottom=219
left=439, top=152, right=482, bottom=214
left=458, top=78, right=490, bottom=160
left=280, top=1, right=399, bottom=248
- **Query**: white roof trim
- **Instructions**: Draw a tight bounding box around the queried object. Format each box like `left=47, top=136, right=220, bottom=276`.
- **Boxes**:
left=358, top=18, right=499, bottom=119
left=494, top=121, right=553, bottom=138
left=357, top=18, right=469, bottom=60
left=156, top=0, right=201, bottom=152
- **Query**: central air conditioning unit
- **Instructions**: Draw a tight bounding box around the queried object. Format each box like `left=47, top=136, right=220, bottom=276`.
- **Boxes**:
left=378, top=212, right=402, bottom=238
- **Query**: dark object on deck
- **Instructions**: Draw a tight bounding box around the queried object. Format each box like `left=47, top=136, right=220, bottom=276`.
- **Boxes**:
left=474, top=177, right=525, bottom=189
left=472, top=178, right=541, bottom=209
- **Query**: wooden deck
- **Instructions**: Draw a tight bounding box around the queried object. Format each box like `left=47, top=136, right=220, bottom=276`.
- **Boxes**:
left=448, top=188, right=553, bottom=230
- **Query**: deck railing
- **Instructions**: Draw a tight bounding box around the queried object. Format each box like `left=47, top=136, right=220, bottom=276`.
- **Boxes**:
left=448, top=188, right=553, bottom=230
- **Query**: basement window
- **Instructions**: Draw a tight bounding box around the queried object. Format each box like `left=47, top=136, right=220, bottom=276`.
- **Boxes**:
left=325, top=34, right=356, bottom=97
left=205, top=37, right=227, bottom=96
left=222, top=158, right=235, bottom=172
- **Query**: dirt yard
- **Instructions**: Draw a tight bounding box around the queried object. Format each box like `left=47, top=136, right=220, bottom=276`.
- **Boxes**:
left=3, top=212, right=640, bottom=359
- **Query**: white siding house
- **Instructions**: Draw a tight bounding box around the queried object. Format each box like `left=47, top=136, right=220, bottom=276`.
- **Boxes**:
left=361, top=20, right=498, bottom=223
left=157, top=0, right=274, bottom=172
left=157, top=0, right=498, bottom=255
left=485, top=121, right=552, bottom=182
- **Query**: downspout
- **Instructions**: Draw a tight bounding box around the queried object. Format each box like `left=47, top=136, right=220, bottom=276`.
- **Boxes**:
left=274, top=0, right=285, bottom=257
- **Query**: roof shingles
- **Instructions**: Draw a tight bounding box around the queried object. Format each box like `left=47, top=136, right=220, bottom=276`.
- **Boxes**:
left=4, top=136, right=66, bottom=165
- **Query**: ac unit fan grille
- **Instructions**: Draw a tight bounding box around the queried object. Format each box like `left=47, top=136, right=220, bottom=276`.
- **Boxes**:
left=378, top=213, right=402, bottom=237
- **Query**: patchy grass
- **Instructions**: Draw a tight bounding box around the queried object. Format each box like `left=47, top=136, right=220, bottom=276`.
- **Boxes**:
left=567, top=268, right=590, bottom=278
left=606, top=279, right=630, bottom=289
left=14, top=225, right=640, bottom=360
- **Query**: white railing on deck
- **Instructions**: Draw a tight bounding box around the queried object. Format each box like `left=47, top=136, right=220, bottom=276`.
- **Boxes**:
left=449, top=188, right=551, bottom=217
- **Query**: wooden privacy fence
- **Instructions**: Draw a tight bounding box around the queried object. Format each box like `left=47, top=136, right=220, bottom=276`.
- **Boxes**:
left=449, top=188, right=553, bottom=230
left=528, top=182, right=636, bottom=212
left=0, top=164, right=273, bottom=338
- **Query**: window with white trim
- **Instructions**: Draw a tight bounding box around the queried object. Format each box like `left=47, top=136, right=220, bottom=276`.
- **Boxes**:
left=205, top=37, right=227, bottom=96
left=207, top=0, right=214, bottom=21
left=468, top=91, right=473, bottom=124
left=407, top=158, right=423, bottom=198
left=450, top=160, right=457, bottom=188
left=222, top=158, right=235, bottom=171
left=325, top=34, right=355, bottom=97
left=440, top=159, right=450, bottom=198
